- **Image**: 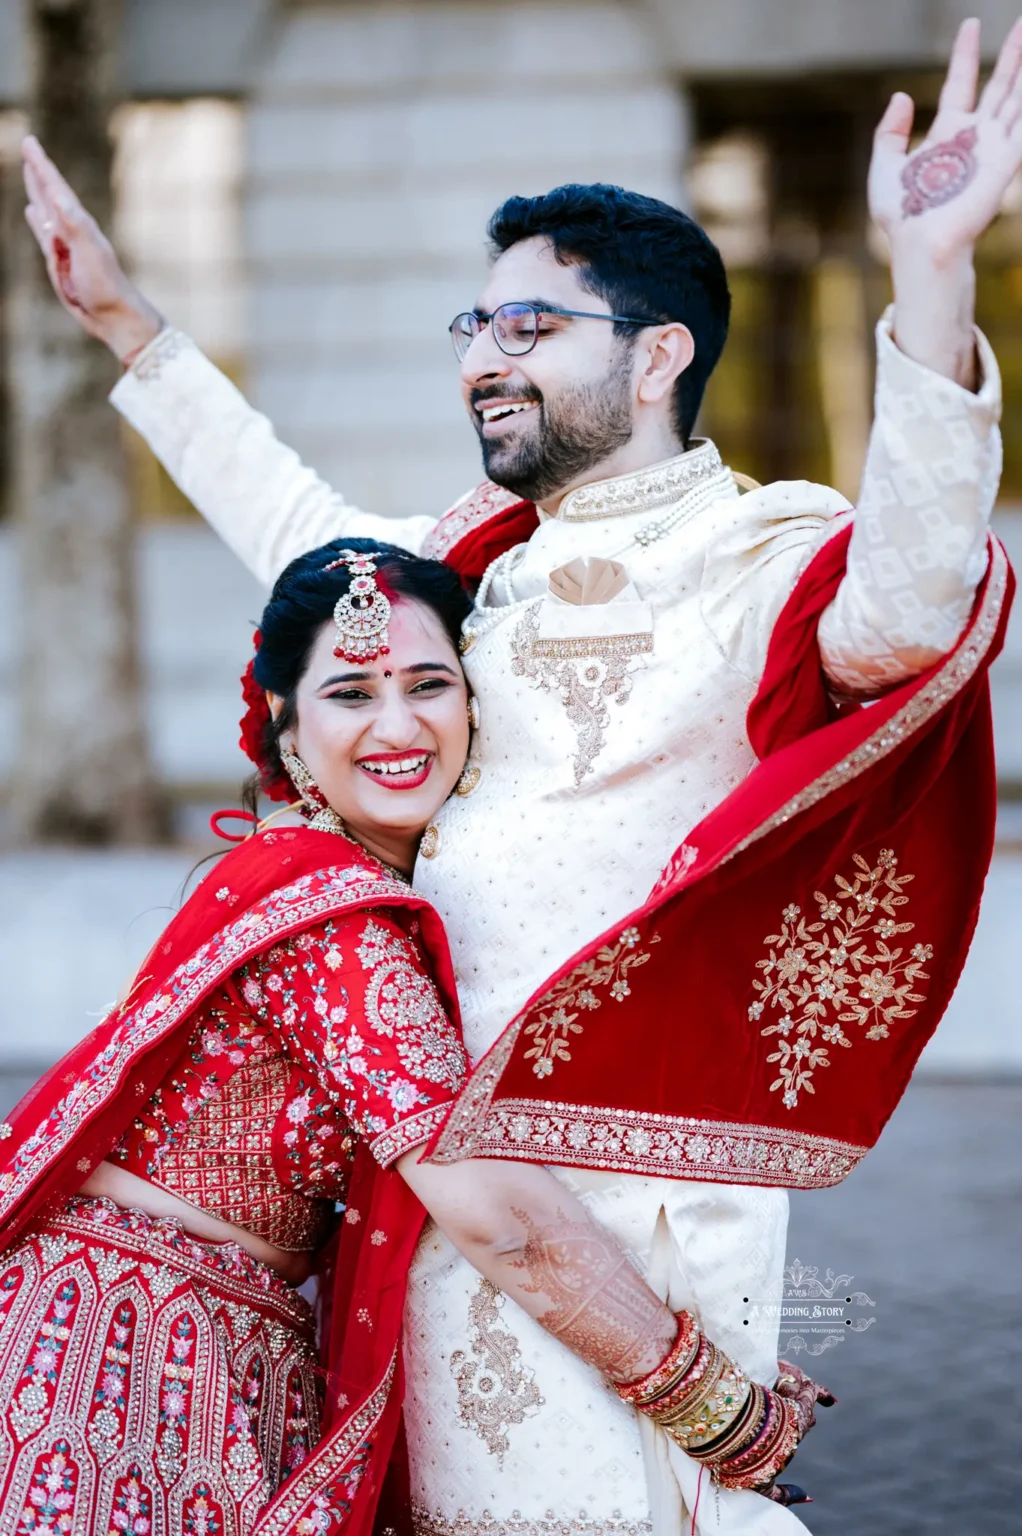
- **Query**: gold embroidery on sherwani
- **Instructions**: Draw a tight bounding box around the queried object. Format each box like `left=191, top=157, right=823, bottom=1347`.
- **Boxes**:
left=557, top=440, right=724, bottom=521
left=751, top=849, right=932, bottom=1110
left=412, top=1514, right=652, bottom=1536
left=449, top=1279, right=543, bottom=1462
left=510, top=606, right=651, bottom=786
left=523, top=927, right=661, bottom=1079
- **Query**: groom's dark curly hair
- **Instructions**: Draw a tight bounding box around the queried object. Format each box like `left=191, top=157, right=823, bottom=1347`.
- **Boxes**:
left=488, top=183, right=730, bottom=446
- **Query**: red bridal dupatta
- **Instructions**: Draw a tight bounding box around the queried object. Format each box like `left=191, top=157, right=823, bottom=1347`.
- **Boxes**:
left=428, top=524, right=1014, bottom=1188
left=0, top=829, right=461, bottom=1536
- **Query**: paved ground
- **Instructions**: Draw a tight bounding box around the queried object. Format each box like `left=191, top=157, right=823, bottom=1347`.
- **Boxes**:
left=0, top=1072, right=1017, bottom=1533
left=783, top=1082, right=1022, bottom=1535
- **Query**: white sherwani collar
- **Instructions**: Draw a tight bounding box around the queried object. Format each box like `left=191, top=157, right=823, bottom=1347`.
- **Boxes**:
left=552, top=438, right=725, bottom=522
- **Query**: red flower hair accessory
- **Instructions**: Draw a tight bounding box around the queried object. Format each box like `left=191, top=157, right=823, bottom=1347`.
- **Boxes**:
left=238, top=630, right=293, bottom=803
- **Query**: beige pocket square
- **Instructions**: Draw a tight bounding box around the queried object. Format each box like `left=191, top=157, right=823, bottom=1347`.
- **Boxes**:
left=548, top=556, right=630, bottom=605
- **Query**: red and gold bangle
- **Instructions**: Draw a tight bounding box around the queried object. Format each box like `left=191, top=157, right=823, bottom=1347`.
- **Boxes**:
left=715, top=1391, right=800, bottom=1490
left=616, top=1310, right=700, bottom=1407
left=615, top=1312, right=802, bottom=1488
left=616, top=1314, right=752, bottom=1454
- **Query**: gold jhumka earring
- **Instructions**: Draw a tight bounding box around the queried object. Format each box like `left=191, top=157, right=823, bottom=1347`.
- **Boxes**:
left=280, top=743, right=347, bottom=836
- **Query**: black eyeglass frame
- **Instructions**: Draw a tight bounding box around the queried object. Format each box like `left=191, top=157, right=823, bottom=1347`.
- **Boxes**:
left=448, top=301, right=662, bottom=360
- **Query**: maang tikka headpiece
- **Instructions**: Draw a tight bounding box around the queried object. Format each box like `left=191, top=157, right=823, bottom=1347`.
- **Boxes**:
left=323, top=549, right=392, bottom=663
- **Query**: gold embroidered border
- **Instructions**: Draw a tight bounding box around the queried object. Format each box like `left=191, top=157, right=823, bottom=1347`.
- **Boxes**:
left=530, top=633, right=654, bottom=660
left=722, top=536, right=1010, bottom=867
left=369, top=1102, right=455, bottom=1167
left=432, top=1100, right=864, bottom=1190
left=558, top=441, right=725, bottom=521
left=0, top=865, right=414, bottom=1216
left=426, top=1024, right=523, bottom=1165
left=253, top=1348, right=398, bottom=1536
left=421, top=481, right=528, bottom=561
left=47, top=1205, right=314, bottom=1330
left=412, top=1508, right=652, bottom=1536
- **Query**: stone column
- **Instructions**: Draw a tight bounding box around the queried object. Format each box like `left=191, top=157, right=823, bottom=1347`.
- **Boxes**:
left=6, top=0, right=163, bottom=842
left=245, top=0, right=688, bottom=518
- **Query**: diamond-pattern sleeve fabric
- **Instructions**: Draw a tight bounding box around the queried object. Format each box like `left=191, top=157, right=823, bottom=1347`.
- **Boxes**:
left=250, top=912, right=468, bottom=1167
left=817, top=308, right=1002, bottom=696
left=109, top=329, right=438, bottom=585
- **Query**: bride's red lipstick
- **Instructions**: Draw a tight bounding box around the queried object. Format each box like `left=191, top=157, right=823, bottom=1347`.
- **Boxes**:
left=355, top=751, right=435, bottom=791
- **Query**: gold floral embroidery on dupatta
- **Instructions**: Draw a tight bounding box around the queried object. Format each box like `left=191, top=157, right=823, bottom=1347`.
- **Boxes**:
left=524, top=927, right=661, bottom=1079
left=751, top=849, right=933, bottom=1110
left=450, top=1279, right=543, bottom=1462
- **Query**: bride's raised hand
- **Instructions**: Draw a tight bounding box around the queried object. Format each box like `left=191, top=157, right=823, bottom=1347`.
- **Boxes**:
left=22, top=134, right=163, bottom=362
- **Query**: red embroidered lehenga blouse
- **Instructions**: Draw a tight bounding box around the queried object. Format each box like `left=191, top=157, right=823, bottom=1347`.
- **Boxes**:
left=0, top=828, right=468, bottom=1536
left=111, top=910, right=466, bottom=1251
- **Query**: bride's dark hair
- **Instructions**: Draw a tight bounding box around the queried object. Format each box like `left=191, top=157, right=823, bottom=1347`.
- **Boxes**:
left=241, top=536, right=471, bottom=811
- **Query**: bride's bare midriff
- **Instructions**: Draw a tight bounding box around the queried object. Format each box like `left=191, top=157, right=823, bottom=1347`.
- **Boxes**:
left=79, top=1162, right=315, bottom=1287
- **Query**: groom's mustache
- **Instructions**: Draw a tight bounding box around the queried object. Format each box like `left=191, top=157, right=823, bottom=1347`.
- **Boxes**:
left=469, top=383, right=544, bottom=413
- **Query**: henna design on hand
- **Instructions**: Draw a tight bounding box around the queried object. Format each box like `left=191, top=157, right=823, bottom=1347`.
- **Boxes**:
left=511, top=1208, right=676, bottom=1382
left=900, top=126, right=978, bottom=217
left=775, top=1359, right=836, bottom=1439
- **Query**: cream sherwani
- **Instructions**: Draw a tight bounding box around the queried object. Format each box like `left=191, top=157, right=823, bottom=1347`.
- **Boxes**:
left=111, top=314, right=1001, bottom=1536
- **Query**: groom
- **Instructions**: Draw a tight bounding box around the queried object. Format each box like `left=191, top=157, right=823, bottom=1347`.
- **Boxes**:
left=22, top=16, right=1019, bottom=1533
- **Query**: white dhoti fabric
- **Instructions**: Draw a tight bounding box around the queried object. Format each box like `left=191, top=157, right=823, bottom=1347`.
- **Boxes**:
left=403, top=1172, right=805, bottom=1536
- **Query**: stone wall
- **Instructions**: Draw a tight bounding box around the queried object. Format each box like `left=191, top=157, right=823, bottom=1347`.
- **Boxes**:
left=242, top=0, right=688, bottom=517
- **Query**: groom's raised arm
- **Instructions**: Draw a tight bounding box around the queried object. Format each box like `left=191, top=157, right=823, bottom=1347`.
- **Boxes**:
left=20, top=136, right=438, bottom=586
left=110, top=329, right=438, bottom=585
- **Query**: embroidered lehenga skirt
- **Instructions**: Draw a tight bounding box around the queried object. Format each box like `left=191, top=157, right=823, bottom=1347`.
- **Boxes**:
left=0, top=1196, right=321, bottom=1535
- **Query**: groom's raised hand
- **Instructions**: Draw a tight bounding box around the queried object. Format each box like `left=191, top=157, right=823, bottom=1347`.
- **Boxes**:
left=867, top=15, right=1022, bottom=388
left=21, top=134, right=163, bottom=362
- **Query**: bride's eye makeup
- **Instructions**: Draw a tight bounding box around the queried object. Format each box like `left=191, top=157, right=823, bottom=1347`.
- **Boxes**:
left=409, top=677, right=455, bottom=695
left=316, top=667, right=460, bottom=705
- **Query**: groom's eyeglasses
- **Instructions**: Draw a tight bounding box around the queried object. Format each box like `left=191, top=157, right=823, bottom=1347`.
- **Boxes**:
left=448, top=302, right=660, bottom=362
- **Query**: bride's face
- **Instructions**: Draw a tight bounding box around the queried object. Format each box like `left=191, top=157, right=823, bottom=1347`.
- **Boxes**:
left=283, top=598, right=470, bottom=853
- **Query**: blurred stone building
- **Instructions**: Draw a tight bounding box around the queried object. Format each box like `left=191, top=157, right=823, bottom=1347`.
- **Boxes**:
left=0, top=0, right=1020, bottom=800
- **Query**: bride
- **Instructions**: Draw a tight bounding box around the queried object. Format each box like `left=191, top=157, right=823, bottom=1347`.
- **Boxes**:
left=0, top=538, right=826, bottom=1534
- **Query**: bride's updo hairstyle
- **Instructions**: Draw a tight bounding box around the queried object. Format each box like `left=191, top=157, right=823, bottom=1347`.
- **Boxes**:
left=240, top=536, right=471, bottom=806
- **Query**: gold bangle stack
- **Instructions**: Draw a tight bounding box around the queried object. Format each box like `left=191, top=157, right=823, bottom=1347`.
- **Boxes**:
left=615, top=1312, right=751, bottom=1453
left=615, top=1311, right=801, bottom=1490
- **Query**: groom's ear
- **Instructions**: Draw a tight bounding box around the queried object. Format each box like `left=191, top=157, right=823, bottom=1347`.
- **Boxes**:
left=635, top=322, right=695, bottom=408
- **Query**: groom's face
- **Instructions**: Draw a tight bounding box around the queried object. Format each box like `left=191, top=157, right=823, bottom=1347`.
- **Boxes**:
left=459, top=236, right=637, bottom=505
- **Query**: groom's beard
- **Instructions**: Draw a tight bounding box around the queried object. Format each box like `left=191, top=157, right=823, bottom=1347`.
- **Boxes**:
left=473, top=349, right=635, bottom=505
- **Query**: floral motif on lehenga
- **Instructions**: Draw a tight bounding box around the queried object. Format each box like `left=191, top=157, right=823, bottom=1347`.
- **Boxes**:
left=9, top=1280, right=80, bottom=1444
left=16, top=1437, right=80, bottom=1533
left=0, top=1201, right=320, bottom=1536
left=751, top=849, right=933, bottom=1110
left=86, top=1300, right=136, bottom=1462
